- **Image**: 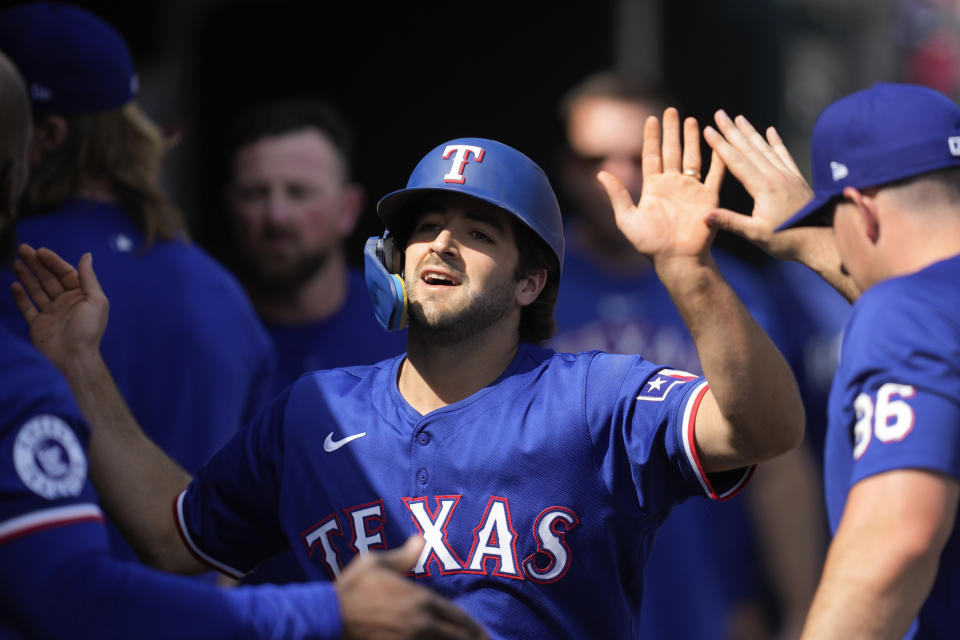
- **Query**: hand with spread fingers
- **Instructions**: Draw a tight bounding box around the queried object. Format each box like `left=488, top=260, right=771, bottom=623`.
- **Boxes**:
left=10, top=244, right=109, bottom=371
left=702, top=111, right=860, bottom=301
left=597, top=107, right=725, bottom=268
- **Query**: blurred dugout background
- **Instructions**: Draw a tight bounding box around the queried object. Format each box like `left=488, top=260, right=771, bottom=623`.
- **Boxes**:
left=45, top=0, right=960, bottom=264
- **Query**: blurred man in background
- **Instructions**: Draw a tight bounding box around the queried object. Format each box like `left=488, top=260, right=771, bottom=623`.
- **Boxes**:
left=554, top=71, right=826, bottom=639
left=0, top=2, right=274, bottom=573
left=222, top=99, right=406, bottom=395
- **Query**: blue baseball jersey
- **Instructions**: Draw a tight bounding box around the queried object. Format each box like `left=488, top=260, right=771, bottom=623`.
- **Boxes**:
left=264, top=268, right=406, bottom=395
left=551, top=241, right=781, bottom=639
left=246, top=267, right=405, bottom=584
left=177, top=344, right=753, bottom=639
left=0, top=325, right=341, bottom=639
left=825, top=254, right=960, bottom=639
left=0, top=199, right=275, bottom=565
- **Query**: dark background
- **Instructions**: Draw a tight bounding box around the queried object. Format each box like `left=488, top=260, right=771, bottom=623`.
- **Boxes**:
left=25, top=0, right=933, bottom=265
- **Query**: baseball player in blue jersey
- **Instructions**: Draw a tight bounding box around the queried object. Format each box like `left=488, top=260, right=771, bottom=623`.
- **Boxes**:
left=703, top=83, right=960, bottom=638
left=0, top=50, right=483, bottom=640
left=0, top=2, right=277, bottom=571
left=15, top=107, right=805, bottom=638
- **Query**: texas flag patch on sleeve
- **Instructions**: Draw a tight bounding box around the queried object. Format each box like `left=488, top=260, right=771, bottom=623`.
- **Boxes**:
left=637, top=369, right=698, bottom=402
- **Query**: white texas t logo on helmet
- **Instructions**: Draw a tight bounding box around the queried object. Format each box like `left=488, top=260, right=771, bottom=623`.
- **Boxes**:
left=442, top=144, right=485, bottom=184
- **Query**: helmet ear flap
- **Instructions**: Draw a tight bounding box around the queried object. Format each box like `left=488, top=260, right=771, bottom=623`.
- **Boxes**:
left=364, top=231, right=407, bottom=332
left=378, top=231, right=402, bottom=274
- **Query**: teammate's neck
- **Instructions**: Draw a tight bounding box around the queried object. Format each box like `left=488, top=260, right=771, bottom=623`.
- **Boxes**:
left=399, top=320, right=521, bottom=415
left=251, top=248, right=350, bottom=325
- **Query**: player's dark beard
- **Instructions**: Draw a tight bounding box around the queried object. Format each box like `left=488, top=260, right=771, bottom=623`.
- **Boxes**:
left=407, top=274, right=516, bottom=345
left=236, top=248, right=329, bottom=298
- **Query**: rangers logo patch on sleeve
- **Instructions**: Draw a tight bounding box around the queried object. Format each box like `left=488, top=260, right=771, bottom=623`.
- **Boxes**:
left=13, top=415, right=87, bottom=499
left=637, top=369, right=697, bottom=402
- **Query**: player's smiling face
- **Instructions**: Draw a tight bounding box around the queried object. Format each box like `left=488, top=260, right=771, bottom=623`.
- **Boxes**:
left=402, top=194, right=525, bottom=341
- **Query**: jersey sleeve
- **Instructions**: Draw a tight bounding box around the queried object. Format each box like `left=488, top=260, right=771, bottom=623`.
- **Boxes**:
left=175, top=386, right=294, bottom=578
left=0, top=404, right=103, bottom=548
left=0, top=518, right=341, bottom=639
left=583, top=353, right=752, bottom=522
left=837, top=290, right=960, bottom=487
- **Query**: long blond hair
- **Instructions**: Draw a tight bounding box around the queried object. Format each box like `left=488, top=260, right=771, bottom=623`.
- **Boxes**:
left=23, top=102, right=186, bottom=245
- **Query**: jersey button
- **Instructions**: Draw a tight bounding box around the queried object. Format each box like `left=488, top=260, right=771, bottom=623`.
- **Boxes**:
left=418, top=432, right=431, bottom=446
left=417, top=468, right=428, bottom=484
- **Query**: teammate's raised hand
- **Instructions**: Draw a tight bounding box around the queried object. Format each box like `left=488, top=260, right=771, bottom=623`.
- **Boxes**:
left=701, top=110, right=818, bottom=259
left=703, top=111, right=860, bottom=301
left=597, top=107, right=725, bottom=267
left=336, top=535, right=489, bottom=640
left=10, top=244, right=109, bottom=371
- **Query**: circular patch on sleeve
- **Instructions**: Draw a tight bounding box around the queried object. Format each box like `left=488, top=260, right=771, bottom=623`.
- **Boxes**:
left=13, top=415, right=88, bottom=499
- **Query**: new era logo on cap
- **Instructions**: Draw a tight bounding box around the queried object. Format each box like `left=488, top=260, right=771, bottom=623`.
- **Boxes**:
left=949, top=136, right=960, bottom=157
left=830, top=161, right=849, bottom=181
left=30, top=82, right=52, bottom=102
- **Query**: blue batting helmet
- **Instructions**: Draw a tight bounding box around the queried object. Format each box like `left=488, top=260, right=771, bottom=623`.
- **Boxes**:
left=377, top=137, right=564, bottom=268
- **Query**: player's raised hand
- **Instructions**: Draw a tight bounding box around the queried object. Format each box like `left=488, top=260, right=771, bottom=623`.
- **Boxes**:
left=336, top=535, right=489, bottom=640
left=10, top=244, right=109, bottom=371
left=598, top=107, right=725, bottom=266
left=701, top=110, right=821, bottom=260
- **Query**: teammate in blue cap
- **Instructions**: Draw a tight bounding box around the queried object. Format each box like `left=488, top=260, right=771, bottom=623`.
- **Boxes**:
left=0, top=1, right=277, bottom=571
left=703, top=82, right=960, bottom=639
left=0, top=48, right=485, bottom=640
left=16, top=109, right=805, bottom=638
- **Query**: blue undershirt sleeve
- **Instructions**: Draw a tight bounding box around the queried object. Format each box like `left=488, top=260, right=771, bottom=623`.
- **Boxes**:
left=0, top=520, right=342, bottom=639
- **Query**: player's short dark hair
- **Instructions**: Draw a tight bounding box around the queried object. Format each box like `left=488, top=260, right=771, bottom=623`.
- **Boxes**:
left=883, top=166, right=960, bottom=207
left=227, top=99, right=355, bottom=179
left=512, top=218, right=559, bottom=345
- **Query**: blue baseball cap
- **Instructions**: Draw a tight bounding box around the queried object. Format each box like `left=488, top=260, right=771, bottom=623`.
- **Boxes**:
left=779, top=82, right=960, bottom=230
left=0, top=2, right=138, bottom=115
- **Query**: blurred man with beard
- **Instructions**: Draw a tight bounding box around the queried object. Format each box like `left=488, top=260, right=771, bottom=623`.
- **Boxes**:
left=223, top=100, right=405, bottom=395
left=0, top=2, right=275, bottom=575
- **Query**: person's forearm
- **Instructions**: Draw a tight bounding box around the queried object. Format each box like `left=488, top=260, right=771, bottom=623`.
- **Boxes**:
left=657, top=255, right=804, bottom=467
left=801, top=530, right=938, bottom=639
left=61, top=350, right=201, bottom=573
left=802, top=472, right=958, bottom=639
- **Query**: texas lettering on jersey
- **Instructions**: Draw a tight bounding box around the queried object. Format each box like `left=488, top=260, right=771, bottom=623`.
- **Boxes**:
left=301, top=495, right=579, bottom=583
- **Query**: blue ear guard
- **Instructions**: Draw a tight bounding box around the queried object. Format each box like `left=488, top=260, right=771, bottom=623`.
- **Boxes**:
left=364, top=232, right=407, bottom=331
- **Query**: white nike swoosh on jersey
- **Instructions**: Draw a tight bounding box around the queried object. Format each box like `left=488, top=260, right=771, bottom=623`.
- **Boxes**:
left=323, top=431, right=367, bottom=452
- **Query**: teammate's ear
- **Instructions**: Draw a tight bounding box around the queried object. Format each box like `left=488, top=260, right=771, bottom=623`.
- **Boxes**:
left=31, top=115, right=68, bottom=155
left=843, top=186, right=880, bottom=245
left=515, top=268, right=548, bottom=307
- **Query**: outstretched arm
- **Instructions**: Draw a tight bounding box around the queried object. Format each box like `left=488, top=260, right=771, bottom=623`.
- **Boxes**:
left=702, top=111, right=860, bottom=302
left=801, top=470, right=958, bottom=639
left=11, top=245, right=206, bottom=573
left=598, top=108, right=804, bottom=472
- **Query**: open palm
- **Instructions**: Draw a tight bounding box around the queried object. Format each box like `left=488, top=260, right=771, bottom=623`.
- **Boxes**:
left=11, top=245, right=109, bottom=372
left=599, top=107, right=725, bottom=263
